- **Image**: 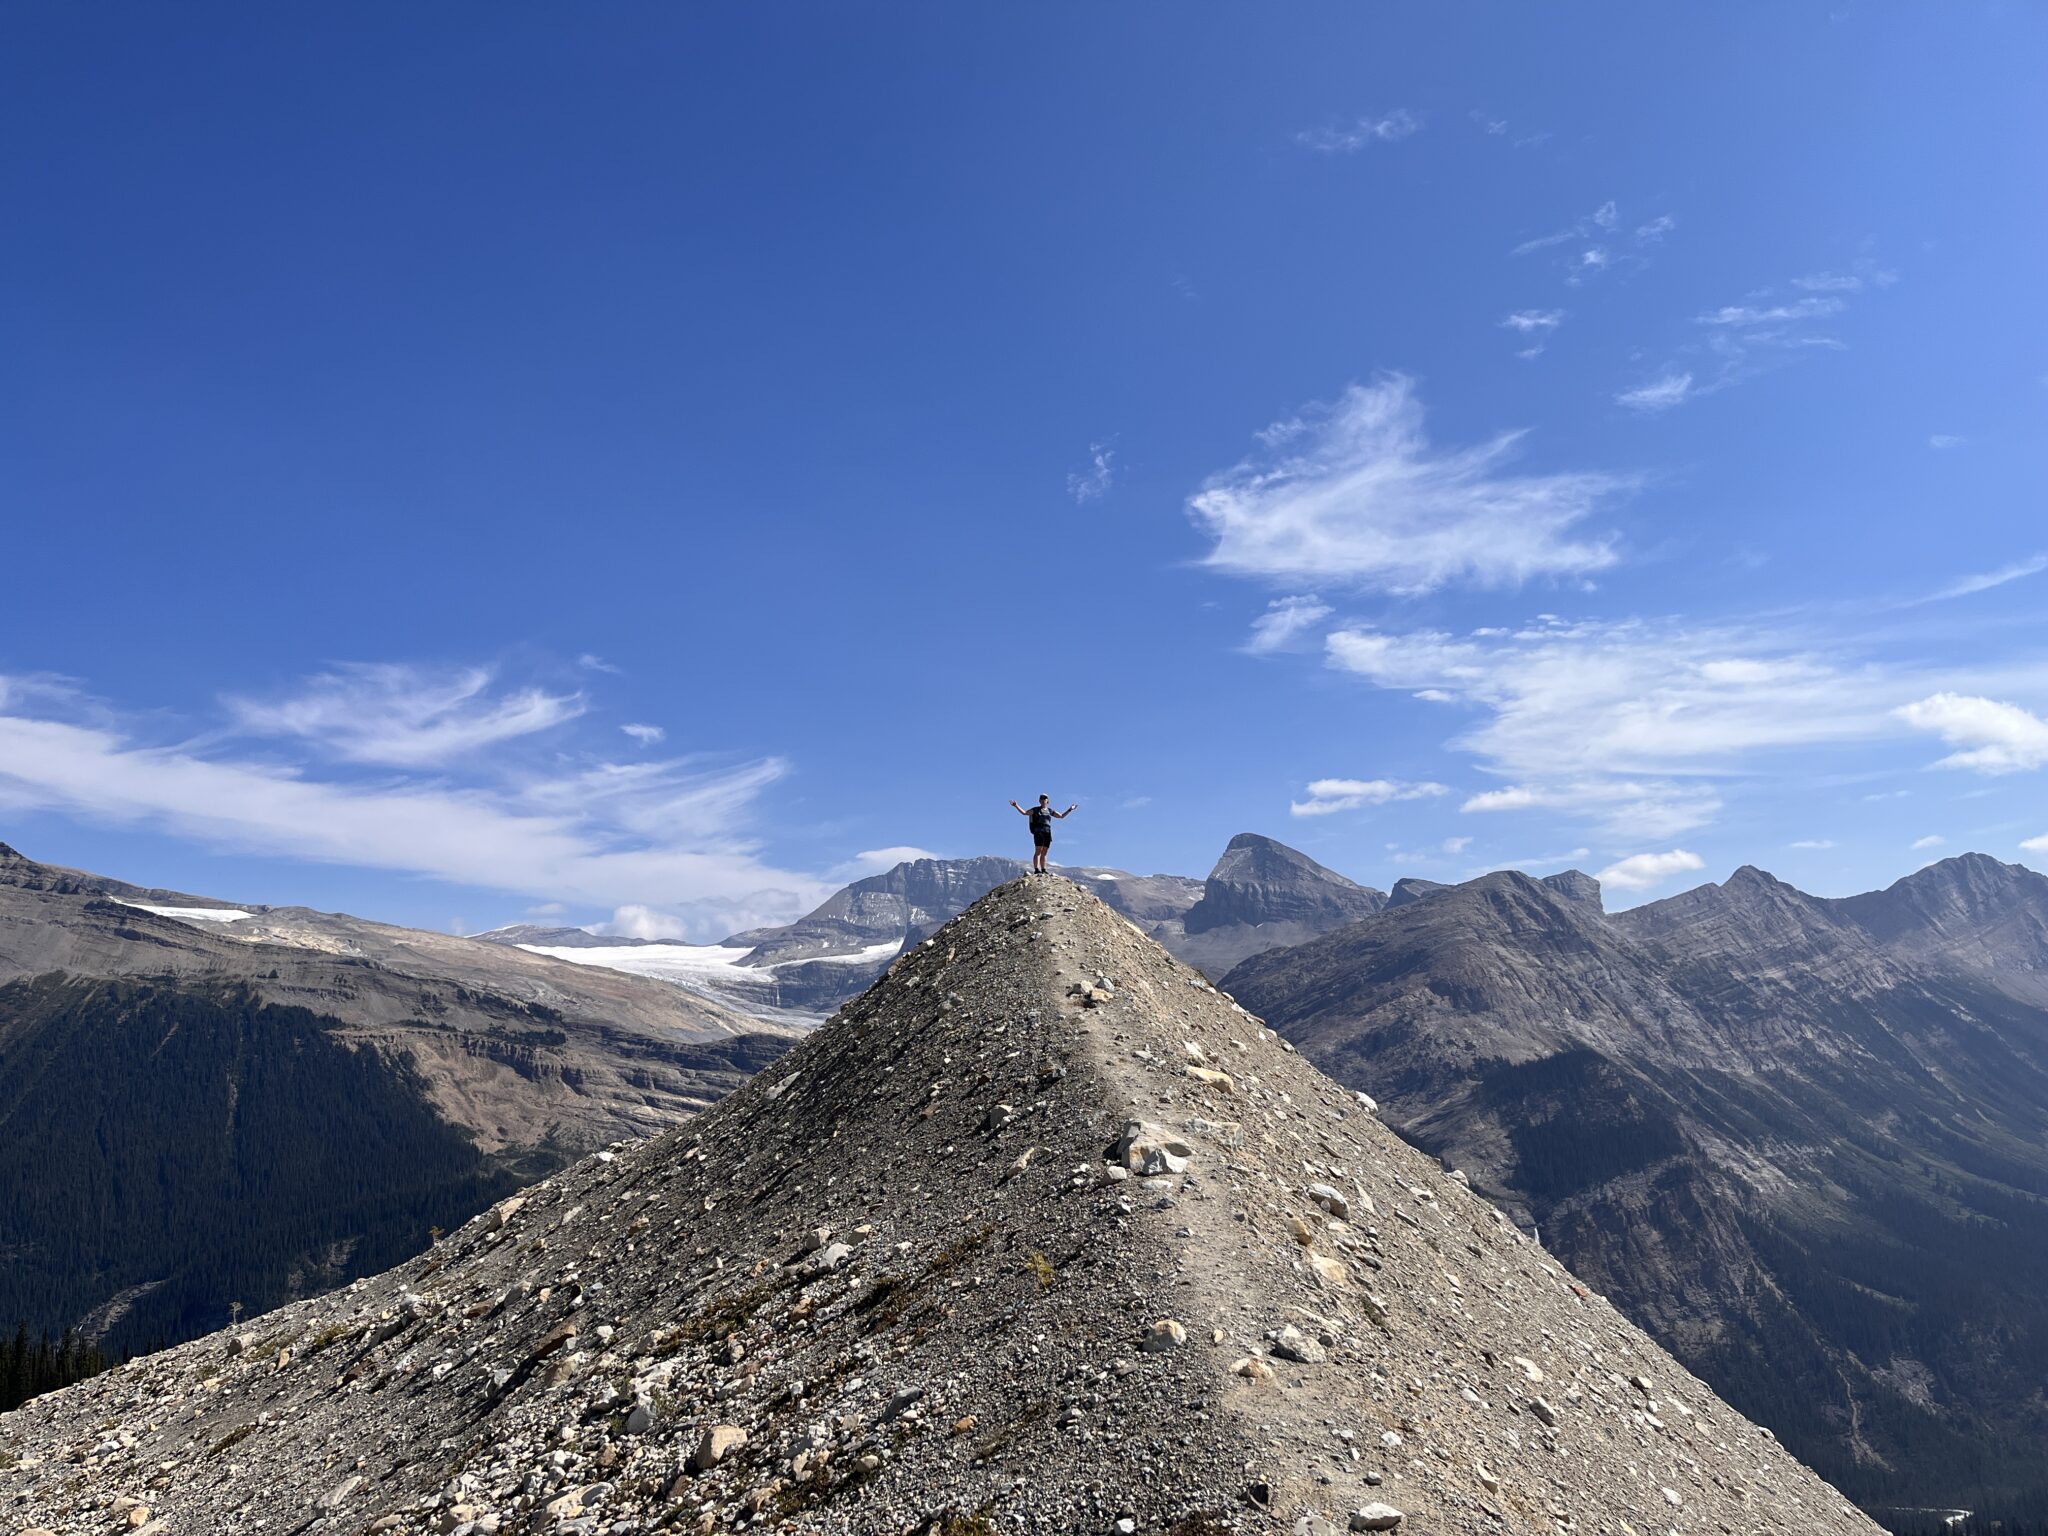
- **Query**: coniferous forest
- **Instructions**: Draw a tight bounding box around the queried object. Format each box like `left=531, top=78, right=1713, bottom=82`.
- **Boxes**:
left=0, top=1325, right=110, bottom=1413
left=0, top=974, right=533, bottom=1378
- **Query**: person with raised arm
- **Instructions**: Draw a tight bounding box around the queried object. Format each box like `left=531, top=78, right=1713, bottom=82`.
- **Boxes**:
left=1009, top=793, right=1075, bottom=875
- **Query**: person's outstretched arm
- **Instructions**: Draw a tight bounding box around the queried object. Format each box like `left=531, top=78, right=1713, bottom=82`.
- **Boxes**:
left=1055, top=804, right=1077, bottom=818
left=1009, top=800, right=1028, bottom=815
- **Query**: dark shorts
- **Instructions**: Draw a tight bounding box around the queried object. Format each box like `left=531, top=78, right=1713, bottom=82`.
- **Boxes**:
left=1032, top=831, right=1052, bottom=847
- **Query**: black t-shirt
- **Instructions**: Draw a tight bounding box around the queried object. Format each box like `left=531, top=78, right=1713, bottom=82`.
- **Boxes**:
left=1029, top=804, right=1054, bottom=836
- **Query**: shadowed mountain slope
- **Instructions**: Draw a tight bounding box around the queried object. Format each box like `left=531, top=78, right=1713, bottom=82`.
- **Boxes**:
left=0, top=876, right=1876, bottom=1536
left=1222, top=858, right=2048, bottom=1524
left=0, top=843, right=791, bottom=1359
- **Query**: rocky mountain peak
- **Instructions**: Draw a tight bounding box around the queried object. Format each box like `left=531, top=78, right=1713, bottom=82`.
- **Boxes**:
left=1385, top=876, right=1448, bottom=910
left=1868, top=850, right=2040, bottom=916
left=1183, top=833, right=1385, bottom=936
left=1539, top=869, right=1604, bottom=910
left=0, top=875, right=1879, bottom=1536
left=1612, top=862, right=1841, bottom=952
left=1724, top=863, right=1790, bottom=894
left=1832, top=852, right=2048, bottom=1005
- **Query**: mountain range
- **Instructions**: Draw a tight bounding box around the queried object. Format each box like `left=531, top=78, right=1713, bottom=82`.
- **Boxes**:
left=0, top=833, right=1369, bottom=1367
left=0, top=842, right=791, bottom=1360
left=1224, top=852, right=2048, bottom=1524
left=0, top=876, right=1883, bottom=1536
left=10, top=825, right=2048, bottom=1526
left=479, top=834, right=1379, bottom=1015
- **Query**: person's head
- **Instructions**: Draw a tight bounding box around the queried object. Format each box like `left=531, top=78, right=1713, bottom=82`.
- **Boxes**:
left=1038, top=793, right=1049, bottom=805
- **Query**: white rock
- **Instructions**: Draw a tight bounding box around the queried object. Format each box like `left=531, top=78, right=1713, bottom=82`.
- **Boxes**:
left=1306, top=1182, right=1350, bottom=1219
left=1113, top=1120, right=1193, bottom=1176
left=1140, top=1318, right=1188, bottom=1352
left=689, top=1425, right=747, bottom=1471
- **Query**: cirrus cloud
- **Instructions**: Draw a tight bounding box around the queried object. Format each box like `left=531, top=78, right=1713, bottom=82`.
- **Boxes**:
left=1296, top=110, right=1420, bottom=152
left=0, top=666, right=836, bottom=939
left=1245, top=596, right=1334, bottom=655
left=1189, top=376, right=1635, bottom=595
left=226, top=663, right=584, bottom=767
left=1290, top=777, right=1450, bottom=818
left=1320, top=616, right=2048, bottom=839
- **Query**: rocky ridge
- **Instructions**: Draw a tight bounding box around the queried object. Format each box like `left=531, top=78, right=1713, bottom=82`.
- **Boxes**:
left=1222, top=858, right=2048, bottom=1520
left=2, top=876, right=1878, bottom=1536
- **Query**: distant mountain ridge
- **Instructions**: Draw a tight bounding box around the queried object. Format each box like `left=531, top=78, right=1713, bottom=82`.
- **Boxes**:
left=1223, top=853, right=2048, bottom=1523
left=0, top=841, right=792, bottom=1360
left=476, top=837, right=1381, bottom=1017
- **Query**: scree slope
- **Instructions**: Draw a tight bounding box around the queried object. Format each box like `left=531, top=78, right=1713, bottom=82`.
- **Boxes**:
left=0, top=877, right=1881, bottom=1536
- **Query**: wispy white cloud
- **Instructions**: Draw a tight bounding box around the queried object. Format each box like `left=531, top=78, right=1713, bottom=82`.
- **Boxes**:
left=1928, top=434, right=1966, bottom=450
left=1513, top=201, right=1616, bottom=256
left=1320, top=616, right=2048, bottom=839
left=1513, top=201, right=1671, bottom=283
left=1922, top=552, right=2048, bottom=603
left=1595, top=848, right=1705, bottom=892
left=1622, top=262, right=1892, bottom=411
left=1789, top=838, right=1837, bottom=850
left=1290, top=777, right=1449, bottom=818
left=1189, top=376, right=1635, bottom=594
left=526, top=901, right=567, bottom=917
left=1473, top=845, right=1591, bottom=876
left=621, top=722, right=666, bottom=746
left=1297, top=110, right=1420, bottom=152
left=1245, top=595, right=1334, bottom=655
left=1443, top=835, right=1473, bottom=854
left=226, top=664, right=583, bottom=767
left=1067, top=441, right=1117, bottom=504
left=1695, top=297, right=1845, bottom=327
left=1791, top=261, right=1899, bottom=293
left=1911, top=834, right=1945, bottom=850
left=2023, top=832, right=2048, bottom=854
left=1896, top=692, right=2048, bottom=774
left=1469, top=110, right=1508, bottom=136
left=0, top=667, right=835, bottom=938
left=1615, top=372, right=1694, bottom=414
left=1501, top=309, right=1566, bottom=359
left=1459, top=778, right=1719, bottom=840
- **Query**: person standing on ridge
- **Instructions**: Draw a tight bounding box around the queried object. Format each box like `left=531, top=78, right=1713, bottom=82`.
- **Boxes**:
left=1010, top=794, right=1075, bottom=875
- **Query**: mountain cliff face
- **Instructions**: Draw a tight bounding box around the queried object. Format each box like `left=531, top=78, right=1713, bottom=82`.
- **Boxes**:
left=1222, top=857, right=2048, bottom=1524
left=0, top=843, right=792, bottom=1360
left=0, top=877, right=1880, bottom=1536
left=1162, top=833, right=1389, bottom=976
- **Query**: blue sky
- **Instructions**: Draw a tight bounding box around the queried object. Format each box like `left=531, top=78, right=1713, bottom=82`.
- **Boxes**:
left=4, top=3, right=2045, bottom=937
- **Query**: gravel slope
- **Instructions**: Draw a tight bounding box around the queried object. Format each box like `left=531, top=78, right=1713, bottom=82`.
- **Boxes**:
left=2, top=876, right=1880, bottom=1536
